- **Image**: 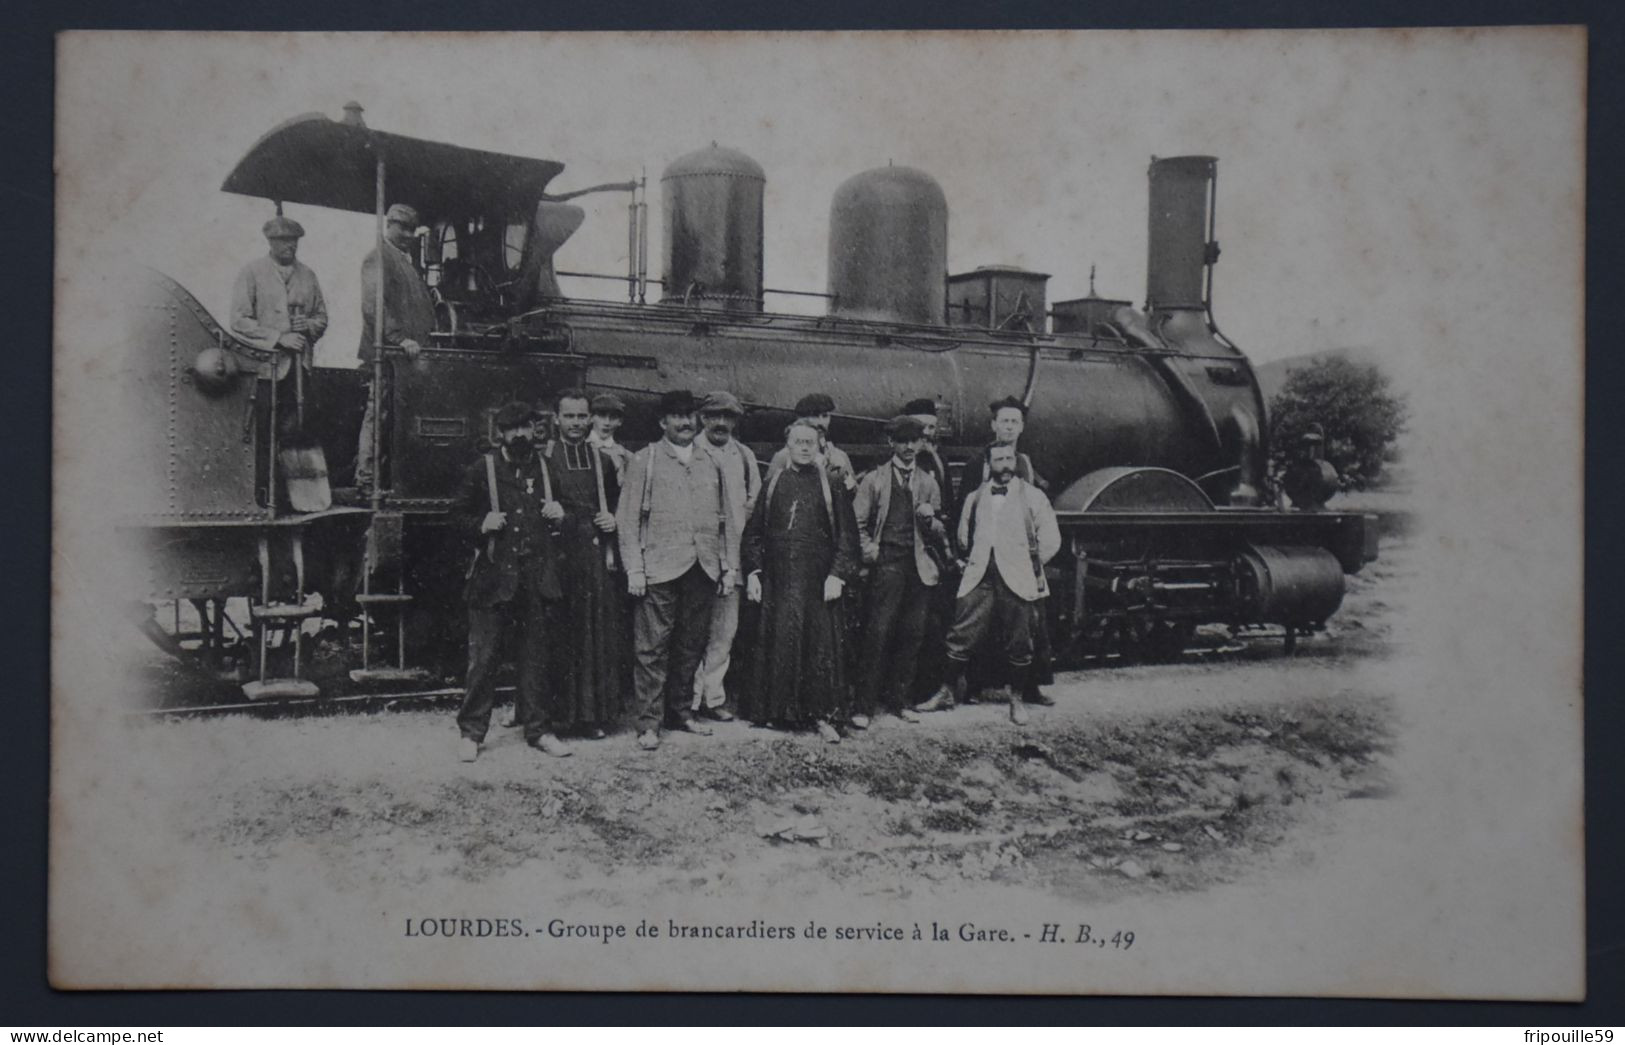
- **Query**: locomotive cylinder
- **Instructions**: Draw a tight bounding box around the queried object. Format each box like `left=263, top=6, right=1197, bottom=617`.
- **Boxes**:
left=1234, top=544, right=1346, bottom=625
left=1146, top=155, right=1218, bottom=312
left=660, top=144, right=765, bottom=311
left=827, top=165, right=947, bottom=326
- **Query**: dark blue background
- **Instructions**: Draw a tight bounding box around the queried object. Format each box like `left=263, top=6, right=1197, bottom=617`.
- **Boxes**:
left=4, top=0, right=1620, bottom=1025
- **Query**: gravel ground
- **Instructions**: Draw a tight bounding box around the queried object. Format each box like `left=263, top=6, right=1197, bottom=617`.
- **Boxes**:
left=125, top=538, right=1412, bottom=905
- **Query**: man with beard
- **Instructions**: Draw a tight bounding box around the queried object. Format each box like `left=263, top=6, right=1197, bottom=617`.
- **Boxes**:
left=850, top=415, right=946, bottom=729
left=742, top=422, right=861, bottom=743
left=356, top=203, right=437, bottom=495
left=540, top=389, right=629, bottom=739
left=586, top=393, right=631, bottom=477
left=950, top=395, right=1057, bottom=708
left=917, top=443, right=1061, bottom=726
left=767, top=392, right=856, bottom=495
left=453, top=401, right=570, bottom=762
left=692, top=391, right=761, bottom=721
left=615, top=390, right=741, bottom=751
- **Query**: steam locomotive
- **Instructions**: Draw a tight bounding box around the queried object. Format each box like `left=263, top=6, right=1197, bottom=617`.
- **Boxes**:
left=120, top=104, right=1375, bottom=701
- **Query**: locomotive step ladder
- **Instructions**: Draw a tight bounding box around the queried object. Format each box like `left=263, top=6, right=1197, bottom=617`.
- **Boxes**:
left=243, top=527, right=321, bottom=701
left=349, top=510, right=430, bottom=684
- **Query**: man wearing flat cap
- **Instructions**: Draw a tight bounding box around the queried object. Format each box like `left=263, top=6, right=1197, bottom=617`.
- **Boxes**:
left=691, top=390, right=762, bottom=720
left=355, top=202, right=437, bottom=494
left=586, top=393, right=632, bottom=477
left=230, top=214, right=329, bottom=370
left=767, top=391, right=856, bottom=494
left=453, top=400, right=571, bottom=762
left=851, top=415, right=948, bottom=728
left=615, top=390, right=742, bottom=750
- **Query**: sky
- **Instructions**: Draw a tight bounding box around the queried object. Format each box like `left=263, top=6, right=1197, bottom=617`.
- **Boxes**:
left=55, top=29, right=1583, bottom=377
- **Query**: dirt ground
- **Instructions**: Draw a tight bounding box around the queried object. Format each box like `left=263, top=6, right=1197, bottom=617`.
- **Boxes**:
left=124, top=537, right=1412, bottom=905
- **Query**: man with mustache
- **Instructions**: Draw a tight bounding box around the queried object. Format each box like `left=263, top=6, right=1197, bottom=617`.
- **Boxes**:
left=917, top=442, right=1061, bottom=726
left=616, top=390, right=742, bottom=751
left=952, top=395, right=1057, bottom=708
left=229, top=214, right=329, bottom=446
left=692, top=391, right=761, bottom=722
left=850, top=415, right=946, bottom=728
left=453, top=400, right=570, bottom=762
left=355, top=202, right=436, bottom=495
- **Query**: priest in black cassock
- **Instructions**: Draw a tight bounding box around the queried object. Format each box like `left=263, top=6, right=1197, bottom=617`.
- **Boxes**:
left=742, top=422, right=862, bottom=743
left=541, top=389, right=630, bottom=738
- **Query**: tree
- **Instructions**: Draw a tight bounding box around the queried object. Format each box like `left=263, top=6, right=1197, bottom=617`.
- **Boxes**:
left=1268, top=355, right=1408, bottom=492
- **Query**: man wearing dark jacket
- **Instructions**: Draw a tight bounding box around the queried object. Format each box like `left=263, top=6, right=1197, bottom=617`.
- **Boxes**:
left=453, top=401, right=571, bottom=762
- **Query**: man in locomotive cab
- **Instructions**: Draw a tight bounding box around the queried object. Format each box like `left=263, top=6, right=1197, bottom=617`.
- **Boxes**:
left=614, top=390, right=742, bottom=751
left=231, top=215, right=329, bottom=369
left=916, top=442, right=1061, bottom=726
left=851, top=415, right=948, bottom=730
left=355, top=202, right=437, bottom=494
left=587, top=393, right=631, bottom=477
left=957, top=395, right=1057, bottom=707
left=766, top=393, right=856, bottom=493
left=691, top=391, right=761, bottom=723
left=229, top=215, right=329, bottom=440
left=453, top=400, right=572, bottom=763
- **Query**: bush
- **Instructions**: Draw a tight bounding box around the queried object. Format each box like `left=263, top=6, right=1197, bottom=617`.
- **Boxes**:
left=1268, top=356, right=1408, bottom=491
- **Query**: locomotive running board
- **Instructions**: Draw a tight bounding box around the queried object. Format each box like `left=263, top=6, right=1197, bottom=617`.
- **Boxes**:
left=348, top=667, right=431, bottom=684
left=242, top=678, right=321, bottom=701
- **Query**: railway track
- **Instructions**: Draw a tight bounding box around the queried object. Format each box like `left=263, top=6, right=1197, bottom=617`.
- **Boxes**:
left=132, top=634, right=1300, bottom=719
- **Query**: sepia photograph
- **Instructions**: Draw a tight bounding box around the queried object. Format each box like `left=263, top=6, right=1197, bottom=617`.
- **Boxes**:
left=49, top=28, right=1585, bottom=996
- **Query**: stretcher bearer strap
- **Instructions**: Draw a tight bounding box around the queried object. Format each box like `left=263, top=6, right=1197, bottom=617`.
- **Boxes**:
left=484, top=452, right=500, bottom=561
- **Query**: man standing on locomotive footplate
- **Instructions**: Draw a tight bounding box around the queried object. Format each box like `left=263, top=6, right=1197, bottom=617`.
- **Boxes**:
left=616, top=390, right=742, bottom=751
left=454, top=401, right=572, bottom=762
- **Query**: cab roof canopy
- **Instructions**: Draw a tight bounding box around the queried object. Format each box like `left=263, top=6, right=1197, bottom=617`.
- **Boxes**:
left=221, top=111, right=565, bottom=223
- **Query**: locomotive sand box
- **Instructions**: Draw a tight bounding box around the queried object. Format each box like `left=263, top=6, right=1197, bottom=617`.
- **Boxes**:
left=49, top=31, right=1583, bottom=998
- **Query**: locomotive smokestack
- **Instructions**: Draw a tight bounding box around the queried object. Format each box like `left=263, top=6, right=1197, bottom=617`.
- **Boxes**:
left=1145, top=156, right=1219, bottom=313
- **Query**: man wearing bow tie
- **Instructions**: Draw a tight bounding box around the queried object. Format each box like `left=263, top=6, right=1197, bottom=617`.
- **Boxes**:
left=851, top=415, right=947, bottom=728
left=916, top=442, right=1061, bottom=725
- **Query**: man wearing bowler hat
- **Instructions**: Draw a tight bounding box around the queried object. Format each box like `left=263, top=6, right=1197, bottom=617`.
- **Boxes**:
left=615, top=390, right=742, bottom=750
left=453, top=400, right=571, bottom=762
left=355, top=202, right=437, bottom=495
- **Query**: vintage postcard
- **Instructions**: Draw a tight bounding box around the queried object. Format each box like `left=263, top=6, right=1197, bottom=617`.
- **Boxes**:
left=50, top=29, right=1585, bottom=996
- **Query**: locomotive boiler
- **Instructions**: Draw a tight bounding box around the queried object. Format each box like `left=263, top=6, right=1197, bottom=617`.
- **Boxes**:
left=119, top=105, right=1375, bottom=701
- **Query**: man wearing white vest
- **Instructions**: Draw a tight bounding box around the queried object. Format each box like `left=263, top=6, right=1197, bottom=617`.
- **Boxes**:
left=916, top=443, right=1061, bottom=725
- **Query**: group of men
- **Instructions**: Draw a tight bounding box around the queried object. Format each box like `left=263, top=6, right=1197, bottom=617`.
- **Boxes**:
left=453, top=386, right=1062, bottom=763
left=224, top=208, right=1065, bottom=764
